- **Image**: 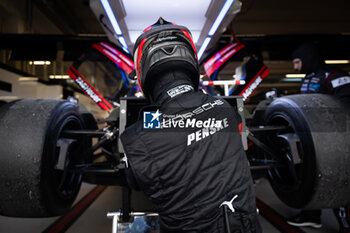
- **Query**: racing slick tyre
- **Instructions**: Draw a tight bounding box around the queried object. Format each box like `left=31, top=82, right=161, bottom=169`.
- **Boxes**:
left=263, top=94, right=350, bottom=209
left=0, top=99, right=89, bottom=217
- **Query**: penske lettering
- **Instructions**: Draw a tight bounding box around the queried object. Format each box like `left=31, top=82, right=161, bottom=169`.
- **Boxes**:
left=187, top=118, right=229, bottom=146
left=75, top=77, right=102, bottom=103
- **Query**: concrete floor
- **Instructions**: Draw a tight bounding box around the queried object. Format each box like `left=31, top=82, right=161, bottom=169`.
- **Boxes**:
left=255, top=178, right=338, bottom=233
left=0, top=179, right=339, bottom=233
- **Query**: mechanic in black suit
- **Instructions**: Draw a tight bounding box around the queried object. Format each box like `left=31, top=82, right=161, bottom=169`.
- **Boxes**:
left=120, top=18, right=261, bottom=233
left=287, top=43, right=350, bottom=233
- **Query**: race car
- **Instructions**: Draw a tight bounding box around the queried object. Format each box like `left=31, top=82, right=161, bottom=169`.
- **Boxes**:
left=0, top=41, right=349, bottom=220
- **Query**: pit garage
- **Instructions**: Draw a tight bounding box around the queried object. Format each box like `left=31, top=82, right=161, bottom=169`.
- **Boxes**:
left=0, top=0, right=350, bottom=232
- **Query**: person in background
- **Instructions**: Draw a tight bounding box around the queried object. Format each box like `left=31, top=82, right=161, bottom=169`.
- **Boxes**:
left=120, top=18, right=261, bottom=233
left=291, top=43, right=350, bottom=98
left=287, top=42, right=350, bottom=233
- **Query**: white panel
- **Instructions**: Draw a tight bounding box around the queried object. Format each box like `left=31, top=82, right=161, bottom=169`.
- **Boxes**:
left=122, top=0, right=211, bottom=43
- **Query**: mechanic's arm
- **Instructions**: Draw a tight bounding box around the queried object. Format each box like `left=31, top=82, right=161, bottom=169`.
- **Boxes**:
left=123, top=155, right=142, bottom=191
left=120, top=124, right=148, bottom=192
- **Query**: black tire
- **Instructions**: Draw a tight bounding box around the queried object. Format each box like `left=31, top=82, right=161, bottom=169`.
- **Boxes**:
left=264, top=94, right=350, bottom=209
left=0, top=99, right=89, bottom=217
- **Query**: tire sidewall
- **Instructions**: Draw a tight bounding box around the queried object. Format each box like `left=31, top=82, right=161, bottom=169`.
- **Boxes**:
left=264, top=98, right=317, bottom=208
left=41, top=102, right=86, bottom=215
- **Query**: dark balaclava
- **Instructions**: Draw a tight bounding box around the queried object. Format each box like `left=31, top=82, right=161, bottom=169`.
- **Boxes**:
left=147, top=69, right=195, bottom=105
left=292, top=43, right=325, bottom=74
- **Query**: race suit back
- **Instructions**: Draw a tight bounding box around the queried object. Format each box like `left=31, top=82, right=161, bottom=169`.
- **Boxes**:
left=121, top=90, right=261, bottom=232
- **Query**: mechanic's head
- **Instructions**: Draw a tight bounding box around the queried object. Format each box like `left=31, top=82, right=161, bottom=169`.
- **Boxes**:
left=133, top=17, right=199, bottom=103
left=292, top=43, right=324, bottom=74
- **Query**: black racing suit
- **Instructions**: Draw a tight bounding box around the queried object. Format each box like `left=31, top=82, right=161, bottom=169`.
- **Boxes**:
left=120, top=89, right=261, bottom=233
left=300, top=67, right=350, bottom=99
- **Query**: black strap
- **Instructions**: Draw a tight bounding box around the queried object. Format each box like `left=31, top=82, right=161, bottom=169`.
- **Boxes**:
left=223, top=205, right=232, bottom=233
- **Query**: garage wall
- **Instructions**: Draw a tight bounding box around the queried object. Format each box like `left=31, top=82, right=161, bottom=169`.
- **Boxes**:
left=0, top=68, right=62, bottom=101
left=0, top=68, right=108, bottom=120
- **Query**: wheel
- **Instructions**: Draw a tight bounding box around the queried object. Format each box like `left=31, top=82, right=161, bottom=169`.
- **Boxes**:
left=0, top=99, right=90, bottom=217
left=263, top=94, right=350, bottom=209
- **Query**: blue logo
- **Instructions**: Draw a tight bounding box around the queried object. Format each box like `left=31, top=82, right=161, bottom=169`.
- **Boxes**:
left=309, top=83, right=320, bottom=92
left=143, top=110, right=162, bottom=129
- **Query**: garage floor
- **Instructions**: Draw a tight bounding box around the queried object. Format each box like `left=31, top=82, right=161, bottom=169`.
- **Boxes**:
left=0, top=179, right=339, bottom=233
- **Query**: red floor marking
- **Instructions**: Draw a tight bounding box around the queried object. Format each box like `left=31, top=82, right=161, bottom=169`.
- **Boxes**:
left=43, top=185, right=106, bottom=233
